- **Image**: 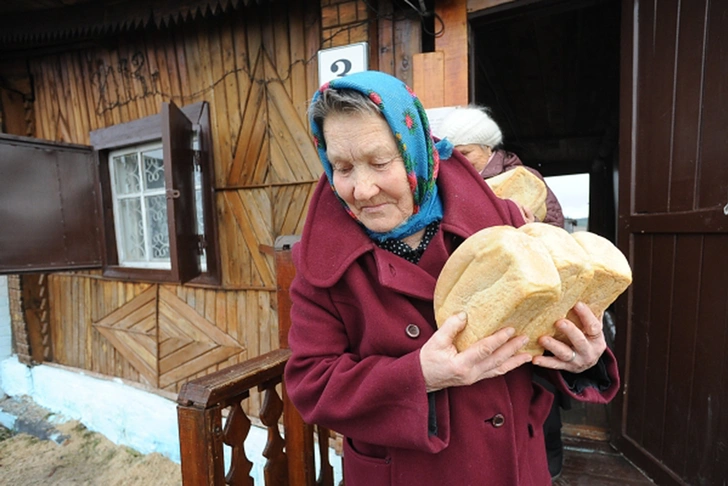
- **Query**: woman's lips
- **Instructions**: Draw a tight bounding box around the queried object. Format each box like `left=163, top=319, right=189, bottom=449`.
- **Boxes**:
left=359, top=202, right=389, bottom=213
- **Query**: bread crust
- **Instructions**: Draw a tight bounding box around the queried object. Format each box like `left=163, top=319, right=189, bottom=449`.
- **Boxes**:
left=562, top=231, right=633, bottom=337
left=434, top=224, right=632, bottom=355
left=434, top=226, right=561, bottom=353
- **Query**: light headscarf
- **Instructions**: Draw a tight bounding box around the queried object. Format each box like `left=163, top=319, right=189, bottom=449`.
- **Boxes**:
left=310, top=70, right=453, bottom=242
left=437, top=105, right=503, bottom=148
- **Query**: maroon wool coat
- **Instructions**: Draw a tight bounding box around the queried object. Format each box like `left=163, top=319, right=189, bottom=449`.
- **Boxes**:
left=284, top=152, right=620, bottom=486
left=481, top=149, right=565, bottom=228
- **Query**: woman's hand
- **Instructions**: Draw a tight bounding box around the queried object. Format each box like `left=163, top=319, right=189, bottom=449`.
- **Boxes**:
left=419, top=312, right=532, bottom=393
left=511, top=200, right=536, bottom=223
left=532, top=302, right=606, bottom=373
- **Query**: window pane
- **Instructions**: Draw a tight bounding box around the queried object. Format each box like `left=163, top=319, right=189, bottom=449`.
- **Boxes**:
left=118, top=198, right=145, bottom=260
left=195, top=187, right=204, bottom=236
left=113, top=153, right=141, bottom=195
left=143, top=148, right=165, bottom=190
left=193, top=163, right=207, bottom=271
left=146, top=194, right=170, bottom=260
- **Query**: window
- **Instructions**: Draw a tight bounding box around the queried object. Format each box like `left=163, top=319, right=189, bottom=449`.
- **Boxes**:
left=92, top=101, right=219, bottom=285
left=0, top=102, right=218, bottom=283
left=108, top=140, right=208, bottom=272
left=109, top=143, right=170, bottom=268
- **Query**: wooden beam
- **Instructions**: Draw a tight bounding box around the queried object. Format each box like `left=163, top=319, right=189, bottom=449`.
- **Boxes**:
left=435, top=0, right=468, bottom=106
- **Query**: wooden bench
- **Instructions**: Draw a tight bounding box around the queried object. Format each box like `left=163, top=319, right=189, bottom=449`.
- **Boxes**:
left=177, top=236, right=341, bottom=485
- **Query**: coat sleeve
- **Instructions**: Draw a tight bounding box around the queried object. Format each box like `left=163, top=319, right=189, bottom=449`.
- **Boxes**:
left=283, top=263, right=449, bottom=454
left=548, top=347, right=621, bottom=403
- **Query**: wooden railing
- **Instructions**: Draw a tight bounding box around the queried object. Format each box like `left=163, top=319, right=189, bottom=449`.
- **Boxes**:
left=177, top=237, right=340, bottom=486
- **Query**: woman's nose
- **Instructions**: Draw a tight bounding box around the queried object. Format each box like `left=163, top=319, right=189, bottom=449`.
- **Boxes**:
left=353, top=171, right=378, bottom=200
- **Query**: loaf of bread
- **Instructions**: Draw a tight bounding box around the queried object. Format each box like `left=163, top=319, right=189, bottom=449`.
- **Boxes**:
left=433, top=226, right=562, bottom=353
left=485, top=167, right=548, bottom=221
left=434, top=223, right=632, bottom=355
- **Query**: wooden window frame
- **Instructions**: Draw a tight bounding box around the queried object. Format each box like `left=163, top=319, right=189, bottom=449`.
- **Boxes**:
left=91, top=101, right=220, bottom=286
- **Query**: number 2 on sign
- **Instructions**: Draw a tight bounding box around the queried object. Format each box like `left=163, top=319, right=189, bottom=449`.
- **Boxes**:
left=330, top=59, right=352, bottom=77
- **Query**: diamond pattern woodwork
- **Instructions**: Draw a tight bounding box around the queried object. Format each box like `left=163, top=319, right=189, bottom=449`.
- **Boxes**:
left=93, top=286, right=244, bottom=388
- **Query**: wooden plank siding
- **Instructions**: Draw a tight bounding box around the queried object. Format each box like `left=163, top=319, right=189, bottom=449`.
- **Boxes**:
left=31, top=3, right=322, bottom=413
left=15, top=0, right=427, bottom=417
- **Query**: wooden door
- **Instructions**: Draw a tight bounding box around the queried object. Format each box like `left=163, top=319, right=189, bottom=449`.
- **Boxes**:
left=614, top=1, right=728, bottom=484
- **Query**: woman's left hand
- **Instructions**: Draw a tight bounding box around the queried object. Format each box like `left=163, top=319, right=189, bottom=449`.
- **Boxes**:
left=511, top=200, right=536, bottom=223
left=532, top=302, right=606, bottom=373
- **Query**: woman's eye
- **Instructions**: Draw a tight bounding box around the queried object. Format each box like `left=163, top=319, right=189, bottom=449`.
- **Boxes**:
left=373, top=156, right=399, bottom=169
left=333, top=165, right=352, bottom=174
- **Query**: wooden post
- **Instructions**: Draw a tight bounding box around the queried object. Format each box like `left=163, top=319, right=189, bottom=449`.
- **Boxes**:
left=435, top=0, right=469, bottom=106
left=274, top=236, right=318, bottom=486
left=177, top=404, right=226, bottom=486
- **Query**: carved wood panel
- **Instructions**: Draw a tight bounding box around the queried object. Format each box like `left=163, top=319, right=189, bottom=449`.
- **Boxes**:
left=93, top=285, right=244, bottom=389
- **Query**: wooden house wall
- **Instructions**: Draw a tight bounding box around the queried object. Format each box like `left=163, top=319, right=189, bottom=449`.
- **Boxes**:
left=25, top=3, right=322, bottom=414
left=6, top=0, right=425, bottom=414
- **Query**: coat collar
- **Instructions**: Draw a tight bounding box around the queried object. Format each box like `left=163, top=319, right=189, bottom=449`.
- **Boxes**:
left=295, top=151, right=517, bottom=288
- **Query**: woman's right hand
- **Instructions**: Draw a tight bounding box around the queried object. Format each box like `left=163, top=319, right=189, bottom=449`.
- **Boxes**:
left=419, top=312, right=532, bottom=393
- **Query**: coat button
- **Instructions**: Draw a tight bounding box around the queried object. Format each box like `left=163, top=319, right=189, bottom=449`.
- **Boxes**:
left=491, top=414, right=505, bottom=428
left=405, top=324, right=421, bottom=338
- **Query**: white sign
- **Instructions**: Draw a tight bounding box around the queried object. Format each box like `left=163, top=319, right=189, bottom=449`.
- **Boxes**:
left=426, top=106, right=458, bottom=139
left=317, top=42, right=369, bottom=86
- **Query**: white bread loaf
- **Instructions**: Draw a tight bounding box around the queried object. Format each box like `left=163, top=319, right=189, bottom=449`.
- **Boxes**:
left=434, top=224, right=632, bottom=355
left=485, top=167, right=548, bottom=221
left=433, top=226, right=562, bottom=353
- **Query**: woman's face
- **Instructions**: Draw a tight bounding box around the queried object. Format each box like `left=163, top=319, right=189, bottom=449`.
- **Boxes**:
left=323, top=111, right=414, bottom=234
left=456, top=144, right=492, bottom=173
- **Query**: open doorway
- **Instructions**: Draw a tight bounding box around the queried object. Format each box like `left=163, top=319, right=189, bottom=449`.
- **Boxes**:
left=469, top=0, right=622, bottom=436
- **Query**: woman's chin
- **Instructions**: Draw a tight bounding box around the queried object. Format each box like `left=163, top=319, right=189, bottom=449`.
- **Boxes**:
left=360, top=218, right=399, bottom=235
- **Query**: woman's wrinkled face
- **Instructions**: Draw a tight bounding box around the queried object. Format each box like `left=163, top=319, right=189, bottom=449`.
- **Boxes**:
left=456, top=144, right=492, bottom=173
left=323, top=111, right=414, bottom=234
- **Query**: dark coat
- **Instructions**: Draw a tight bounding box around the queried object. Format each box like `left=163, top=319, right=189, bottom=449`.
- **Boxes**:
left=284, top=152, right=620, bottom=486
left=481, top=149, right=565, bottom=228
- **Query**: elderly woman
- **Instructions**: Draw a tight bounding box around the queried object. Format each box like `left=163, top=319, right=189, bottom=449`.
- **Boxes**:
left=437, top=105, right=565, bottom=228
left=284, top=71, right=618, bottom=486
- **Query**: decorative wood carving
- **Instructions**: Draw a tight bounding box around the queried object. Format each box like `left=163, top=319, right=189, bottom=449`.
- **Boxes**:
left=93, top=286, right=159, bottom=383
left=223, top=401, right=255, bottom=486
left=8, top=275, right=32, bottom=364
left=93, top=285, right=244, bottom=387
left=158, top=287, right=243, bottom=388
left=259, top=382, right=287, bottom=485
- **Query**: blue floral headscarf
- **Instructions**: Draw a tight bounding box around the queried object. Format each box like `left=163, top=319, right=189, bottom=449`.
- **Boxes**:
left=310, top=70, right=453, bottom=242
